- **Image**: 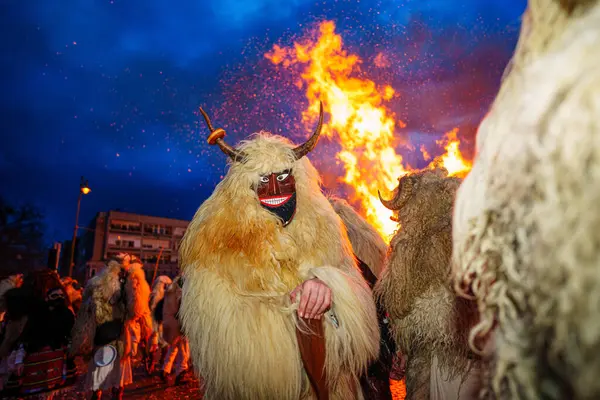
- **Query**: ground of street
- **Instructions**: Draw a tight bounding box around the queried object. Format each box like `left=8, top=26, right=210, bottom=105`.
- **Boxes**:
left=49, top=359, right=406, bottom=399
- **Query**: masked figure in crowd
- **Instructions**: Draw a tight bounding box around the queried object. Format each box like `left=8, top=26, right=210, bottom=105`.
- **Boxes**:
left=70, top=254, right=152, bottom=400
left=0, top=269, right=75, bottom=398
left=160, top=276, right=191, bottom=385
left=179, top=103, right=379, bottom=399
left=147, top=275, right=172, bottom=375
left=376, top=168, right=481, bottom=400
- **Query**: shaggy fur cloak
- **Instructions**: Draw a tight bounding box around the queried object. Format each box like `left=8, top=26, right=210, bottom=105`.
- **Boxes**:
left=162, top=276, right=182, bottom=345
left=150, top=275, right=172, bottom=334
left=150, top=275, right=172, bottom=314
left=70, top=258, right=152, bottom=358
left=375, top=168, right=479, bottom=400
left=452, top=1, right=600, bottom=398
left=179, top=133, right=379, bottom=400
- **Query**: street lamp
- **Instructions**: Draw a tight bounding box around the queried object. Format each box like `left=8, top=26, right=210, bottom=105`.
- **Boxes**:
left=68, top=176, right=91, bottom=277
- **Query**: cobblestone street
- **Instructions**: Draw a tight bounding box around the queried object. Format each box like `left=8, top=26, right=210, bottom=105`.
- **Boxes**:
left=52, top=365, right=201, bottom=399
left=51, top=362, right=406, bottom=399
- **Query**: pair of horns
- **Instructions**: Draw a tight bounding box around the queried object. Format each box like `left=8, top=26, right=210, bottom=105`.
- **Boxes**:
left=378, top=175, right=415, bottom=212
left=198, top=102, right=324, bottom=162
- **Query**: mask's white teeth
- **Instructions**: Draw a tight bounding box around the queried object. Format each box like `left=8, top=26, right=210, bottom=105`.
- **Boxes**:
left=260, top=195, right=290, bottom=206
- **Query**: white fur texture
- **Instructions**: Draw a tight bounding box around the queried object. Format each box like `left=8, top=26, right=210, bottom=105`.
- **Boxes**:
left=179, top=133, right=379, bottom=399
left=452, top=2, right=600, bottom=398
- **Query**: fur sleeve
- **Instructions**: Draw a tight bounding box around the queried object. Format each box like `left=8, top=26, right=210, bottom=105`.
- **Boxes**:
left=301, top=265, right=380, bottom=379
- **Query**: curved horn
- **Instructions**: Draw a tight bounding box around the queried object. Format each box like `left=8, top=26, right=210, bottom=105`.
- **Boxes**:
left=292, top=101, right=324, bottom=160
left=378, top=175, right=415, bottom=211
left=199, top=107, right=246, bottom=163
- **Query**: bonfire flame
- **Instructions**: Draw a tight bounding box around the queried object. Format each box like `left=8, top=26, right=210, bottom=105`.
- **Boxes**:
left=266, top=20, right=471, bottom=242
left=427, top=128, right=472, bottom=178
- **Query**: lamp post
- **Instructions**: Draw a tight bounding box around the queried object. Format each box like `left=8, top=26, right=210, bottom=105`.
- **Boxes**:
left=68, top=176, right=91, bottom=277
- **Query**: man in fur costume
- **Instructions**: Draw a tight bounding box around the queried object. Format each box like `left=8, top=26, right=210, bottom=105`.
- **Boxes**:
left=451, top=1, right=600, bottom=398
left=375, top=168, right=481, bottom=400
left=329, top=197, right=395, bottom=400
left=70, top=253, right=152, bottom=400
left=0, top=269, right=75, bottom=398
left=160, top=276, right=191, bottom=385
left=179, top=103, right=379, bottom=400
left=147, top=275, right=172, bottom=375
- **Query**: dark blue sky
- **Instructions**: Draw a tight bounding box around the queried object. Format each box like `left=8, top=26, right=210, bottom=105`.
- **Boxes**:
left=0, top=0, right=526, bottom=243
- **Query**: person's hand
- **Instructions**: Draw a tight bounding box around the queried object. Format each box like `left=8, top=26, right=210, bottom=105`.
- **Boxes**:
left=290, top=278, right=332, bottom=320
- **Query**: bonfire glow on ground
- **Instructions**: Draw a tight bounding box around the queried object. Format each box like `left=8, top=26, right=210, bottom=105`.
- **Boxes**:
left=266, top=20, right=471, bottom=242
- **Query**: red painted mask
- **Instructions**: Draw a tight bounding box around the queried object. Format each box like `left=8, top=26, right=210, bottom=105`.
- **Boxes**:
left=256, top=169, right=296, bottom=226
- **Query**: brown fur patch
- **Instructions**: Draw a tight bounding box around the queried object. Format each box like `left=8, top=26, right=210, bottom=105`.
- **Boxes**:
left=375, top=168, right=478, bottom=397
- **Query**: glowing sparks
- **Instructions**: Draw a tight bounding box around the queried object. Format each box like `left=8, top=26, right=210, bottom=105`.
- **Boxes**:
left=266, top=21, right=408, bottom=241
left=266, top=21, right=471, bottom=242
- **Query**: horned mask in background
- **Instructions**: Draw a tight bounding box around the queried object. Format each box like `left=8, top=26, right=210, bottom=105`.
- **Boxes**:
left=198, top=102, right=324, bottom=227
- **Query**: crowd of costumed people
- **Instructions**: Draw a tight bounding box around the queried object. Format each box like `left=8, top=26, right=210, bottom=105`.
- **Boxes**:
left=0, top=253, right=191, bottom=400
left=2, top=2, right=598, bottom=398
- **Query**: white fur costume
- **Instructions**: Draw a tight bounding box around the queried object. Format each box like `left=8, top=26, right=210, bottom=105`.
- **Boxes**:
left=179, top=119, right=380, bottom=399
left=452, top=1, right=600, bottom=398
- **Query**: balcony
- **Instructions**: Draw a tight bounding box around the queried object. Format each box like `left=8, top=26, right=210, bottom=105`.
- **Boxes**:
left=143, top=226, right=173, bottom=236
left=108, top=241, right=140, bottom=250
left=142, top=245, right=171, bottom=251
left=110, top=224, right=142, bottom=234
left=142, top=256, right=171, bottom=264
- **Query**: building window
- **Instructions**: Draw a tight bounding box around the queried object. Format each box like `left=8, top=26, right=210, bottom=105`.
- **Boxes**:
left=115, top=239, right=135, bottom=248
left=144, top=224, right=173, bottom=236
left=110, top=221, right=141, bottom=232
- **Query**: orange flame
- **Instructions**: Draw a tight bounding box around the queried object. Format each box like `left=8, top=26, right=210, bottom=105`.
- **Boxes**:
left=427, top=128, right=472, bottom=178
left=266, top=21, right=471, bottom=242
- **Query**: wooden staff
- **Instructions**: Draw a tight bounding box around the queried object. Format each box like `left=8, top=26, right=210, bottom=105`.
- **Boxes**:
left=151, top=247, right=164, bottom=286
left=296, top=318, right=329, bottom=400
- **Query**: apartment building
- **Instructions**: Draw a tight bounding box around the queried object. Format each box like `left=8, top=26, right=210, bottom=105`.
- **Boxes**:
left=74, top=210, right=189, bottom=283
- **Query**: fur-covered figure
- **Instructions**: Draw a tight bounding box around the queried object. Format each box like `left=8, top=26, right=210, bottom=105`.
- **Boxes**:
left=179, top=104, right=379, bottom=400
left=451, top=1, right=600, bottom=399
left=147, top=275, right=172, bottom=375
left=149, top=275, right=172, bottom=347
left=70, top=254, right=152, bottom=399
left=329, top=197, right=395, bottom=400
left=160, top=276, right=191, bottom=385
left=329, top=197, right=387, bottom=278
left=0, top=269, right=75, bottom=397
left=162, top=276, right=183, bottom=346
left=375, top=168, right=481, bottom=400
left=150, top=275, right=172, bottom=313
